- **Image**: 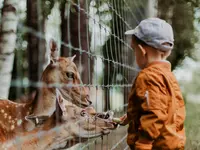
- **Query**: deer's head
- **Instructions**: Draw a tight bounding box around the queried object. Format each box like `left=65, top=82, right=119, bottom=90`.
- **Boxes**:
left=1, top=107, right=116, bottom=150
left=1, top=97, right=116, bottom=150
left=41, top=40, right=92, bottom=108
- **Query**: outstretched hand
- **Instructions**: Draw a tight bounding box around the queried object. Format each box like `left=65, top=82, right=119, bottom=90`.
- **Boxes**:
left=112, top=114, right=128, bottom=126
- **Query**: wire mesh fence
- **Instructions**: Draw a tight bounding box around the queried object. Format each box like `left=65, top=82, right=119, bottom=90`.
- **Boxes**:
left=0, top=0, right=149, bottom=149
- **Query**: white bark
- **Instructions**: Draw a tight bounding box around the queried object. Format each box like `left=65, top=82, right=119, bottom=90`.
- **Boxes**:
left=0, top=0, right=18, bottom=98
left=146, top=0, right=158, bottom=17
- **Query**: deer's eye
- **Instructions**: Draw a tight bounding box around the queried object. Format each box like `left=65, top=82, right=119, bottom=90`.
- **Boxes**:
left=66, top=72, right=74, bottom=79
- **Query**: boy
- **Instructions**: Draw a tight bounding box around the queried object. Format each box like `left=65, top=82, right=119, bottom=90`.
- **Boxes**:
left=114, top=18, right=186, bottom=150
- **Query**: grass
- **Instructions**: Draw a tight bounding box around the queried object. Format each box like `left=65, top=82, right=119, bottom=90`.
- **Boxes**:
left=185, top=102, right=200, bottom=150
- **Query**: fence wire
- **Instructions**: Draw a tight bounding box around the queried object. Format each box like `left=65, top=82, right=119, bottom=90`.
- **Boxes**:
left=0, top=0, right=147, bottom=149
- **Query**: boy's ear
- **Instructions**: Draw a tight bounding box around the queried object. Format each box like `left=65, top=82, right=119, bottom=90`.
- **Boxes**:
left=138, top=44, right=146, bottom=56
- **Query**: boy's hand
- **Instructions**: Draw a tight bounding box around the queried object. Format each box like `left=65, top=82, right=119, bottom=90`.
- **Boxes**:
left=112, top=114, right=128, bottom=126
left=112, top=118, right=122, bottom=124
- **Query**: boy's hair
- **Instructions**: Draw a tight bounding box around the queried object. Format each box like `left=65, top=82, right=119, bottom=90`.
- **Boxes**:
left=132, top=35, right=148, bottom=46
left=132, top=35, right=172, bottom=51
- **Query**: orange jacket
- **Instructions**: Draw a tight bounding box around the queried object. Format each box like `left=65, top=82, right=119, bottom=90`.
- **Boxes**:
left=127, top=61, right=186, bottom=150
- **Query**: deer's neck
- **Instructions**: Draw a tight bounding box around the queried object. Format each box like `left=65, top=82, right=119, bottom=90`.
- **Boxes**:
left=32, top=87, right=57, bottom=117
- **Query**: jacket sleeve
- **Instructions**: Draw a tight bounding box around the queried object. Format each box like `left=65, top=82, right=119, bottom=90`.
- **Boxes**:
left=134, top=72, right=168, bottom=150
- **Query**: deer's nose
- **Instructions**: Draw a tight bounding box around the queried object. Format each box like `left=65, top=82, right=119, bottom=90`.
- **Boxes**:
left=88, top=100, right=92, bottom=105
left=85, top=95, right=92, bottom=105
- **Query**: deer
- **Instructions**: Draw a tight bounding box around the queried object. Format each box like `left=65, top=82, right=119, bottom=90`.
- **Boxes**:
left=0, top=90, right=115, bottom=150
left=0, top=39, right=116, bottom=149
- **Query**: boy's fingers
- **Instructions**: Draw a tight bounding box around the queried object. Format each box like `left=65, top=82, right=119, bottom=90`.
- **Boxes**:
left=120, top=114, right=127, bottom=120
left=112, top=118, right=122, bottom=123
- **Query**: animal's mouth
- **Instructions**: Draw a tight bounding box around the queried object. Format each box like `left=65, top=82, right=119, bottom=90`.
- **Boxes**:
left=84, top=95, right=92, bottom=105
left=94, top=112, right=116, bottom=130
left=80, top=109, right=116, bottom=130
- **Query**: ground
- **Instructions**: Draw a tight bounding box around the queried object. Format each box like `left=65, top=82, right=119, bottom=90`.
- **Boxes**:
left=185, top=102, right=200, bottom=150
left=82, top=126, right=128, bottom=150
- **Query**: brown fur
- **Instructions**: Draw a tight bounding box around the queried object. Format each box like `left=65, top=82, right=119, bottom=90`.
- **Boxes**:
left=0, top=40, right=115, bottom=149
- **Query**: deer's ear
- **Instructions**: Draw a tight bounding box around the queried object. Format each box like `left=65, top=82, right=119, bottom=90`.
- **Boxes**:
left=49, top=39, right=59, bottom=63
left=70, top=55, right=76, bottom=62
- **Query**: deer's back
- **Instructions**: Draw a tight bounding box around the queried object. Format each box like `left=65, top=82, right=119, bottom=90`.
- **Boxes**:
left=0, top=99, right=33, bottom=141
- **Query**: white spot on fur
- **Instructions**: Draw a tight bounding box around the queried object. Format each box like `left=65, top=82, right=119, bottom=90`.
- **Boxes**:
left=17, top=119, right=22, bottom=126
left=11, top=125, right=15, bottom=130
left=6, top=105, right=9, bottom=108
left=1, top=109, right=4, bottom=113
left=9, top=116, right=11, bottom=120
left=4, top=113, right=7, bottom=119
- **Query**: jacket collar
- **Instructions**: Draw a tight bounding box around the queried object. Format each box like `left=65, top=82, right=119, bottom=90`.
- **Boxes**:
left=146, top=60, right=171, bottom=71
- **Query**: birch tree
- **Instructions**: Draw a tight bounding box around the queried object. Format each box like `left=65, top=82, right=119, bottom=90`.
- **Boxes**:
left=0, top=0, right=18, bottom=98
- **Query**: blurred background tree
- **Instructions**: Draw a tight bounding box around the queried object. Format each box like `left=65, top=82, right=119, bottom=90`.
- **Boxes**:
left=157, top=0, right=200, bottom=70
left=0, top=0, right=18, bottom=99
left=102, top=0, right=126, bottom=110
left=60, top=0, right=93, bottom=85
left=102, top=0, right=147, bottom=110
left=0, top=0, right=199, bottom=111
left=9, top=0, right=55, bottom=99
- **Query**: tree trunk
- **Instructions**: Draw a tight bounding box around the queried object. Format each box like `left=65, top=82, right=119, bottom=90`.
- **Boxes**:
left=157, top=0, right=196, bottom=70
left=102, top=0, right=126, bottom=111
left=27, top=0, right=46, bottom=93
left=0, top=0, right=18, bottom=99
left=60, top=0, right=92, bottom=85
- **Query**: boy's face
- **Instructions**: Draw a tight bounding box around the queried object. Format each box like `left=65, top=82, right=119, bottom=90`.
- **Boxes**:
left=131, top=39, right=147, bottom=69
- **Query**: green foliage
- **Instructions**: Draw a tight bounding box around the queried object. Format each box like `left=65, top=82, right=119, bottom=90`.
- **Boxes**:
left=183, top=67, right=200, bottom=95
left=158, top=0, right=199, bottom=70
left=41, top=0, right=56, bottom=18
left=9, top=19, right=28, bottom=100
left=184, top=0, right=200, bottom=7
left=9, top=0, right=57, bottom=99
